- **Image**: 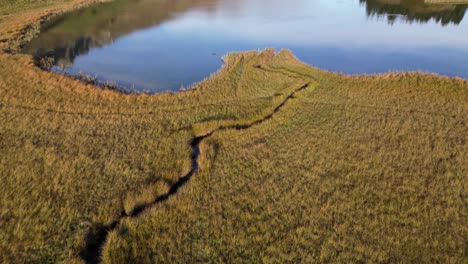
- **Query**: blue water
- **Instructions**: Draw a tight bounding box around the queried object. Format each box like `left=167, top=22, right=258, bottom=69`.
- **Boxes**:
left=24, top=0, right=468, bottom=92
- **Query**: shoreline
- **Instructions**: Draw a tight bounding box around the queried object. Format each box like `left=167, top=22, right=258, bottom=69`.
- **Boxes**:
left=2, top=0, right=466, bottom=98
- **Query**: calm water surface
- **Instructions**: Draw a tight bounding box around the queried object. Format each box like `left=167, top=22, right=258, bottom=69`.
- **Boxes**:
left=23, top=0, right=468, bottom=92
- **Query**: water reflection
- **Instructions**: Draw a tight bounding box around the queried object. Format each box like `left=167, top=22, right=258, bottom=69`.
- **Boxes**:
left=22, top=0, right=468, bottom=92
left=23, top=0, right=220, bottom=67
left=361, top=0, right=467, bottom=25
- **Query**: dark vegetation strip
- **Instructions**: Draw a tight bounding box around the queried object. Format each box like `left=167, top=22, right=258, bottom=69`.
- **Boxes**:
left=0, top=95, right=277, bottom=116
left=0, top=102, right=159, bottom=116
left=79, top=67, right=312, bottom=264
left=10, top=97, right=448, bottom=119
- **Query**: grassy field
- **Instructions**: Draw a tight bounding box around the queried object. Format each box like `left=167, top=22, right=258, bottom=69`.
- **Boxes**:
left=102, top=54, right=467, bottom=263
left=0, top=0, right=467, bottom=263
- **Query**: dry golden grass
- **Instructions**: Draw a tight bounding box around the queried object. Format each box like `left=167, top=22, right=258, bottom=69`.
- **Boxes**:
left=0, top=1, right=467, bottom=263
left=0, top=3, right=305, bottom=261
left=102, top=52, right=468, bottom=264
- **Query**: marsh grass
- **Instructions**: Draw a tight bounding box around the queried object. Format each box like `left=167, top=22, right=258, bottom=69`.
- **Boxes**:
left=0, top=0, right=467, bottom=263
left=102, top=51, right=468, bottom=264
left=0, top=6, right=309, bottom=260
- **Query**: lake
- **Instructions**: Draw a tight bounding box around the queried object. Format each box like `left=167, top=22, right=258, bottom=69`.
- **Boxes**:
left=23, top=0, right=468, bottom=93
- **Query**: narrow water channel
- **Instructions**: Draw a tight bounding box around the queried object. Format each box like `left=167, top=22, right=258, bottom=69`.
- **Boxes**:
left=78, top=67, right=311, bottom=264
